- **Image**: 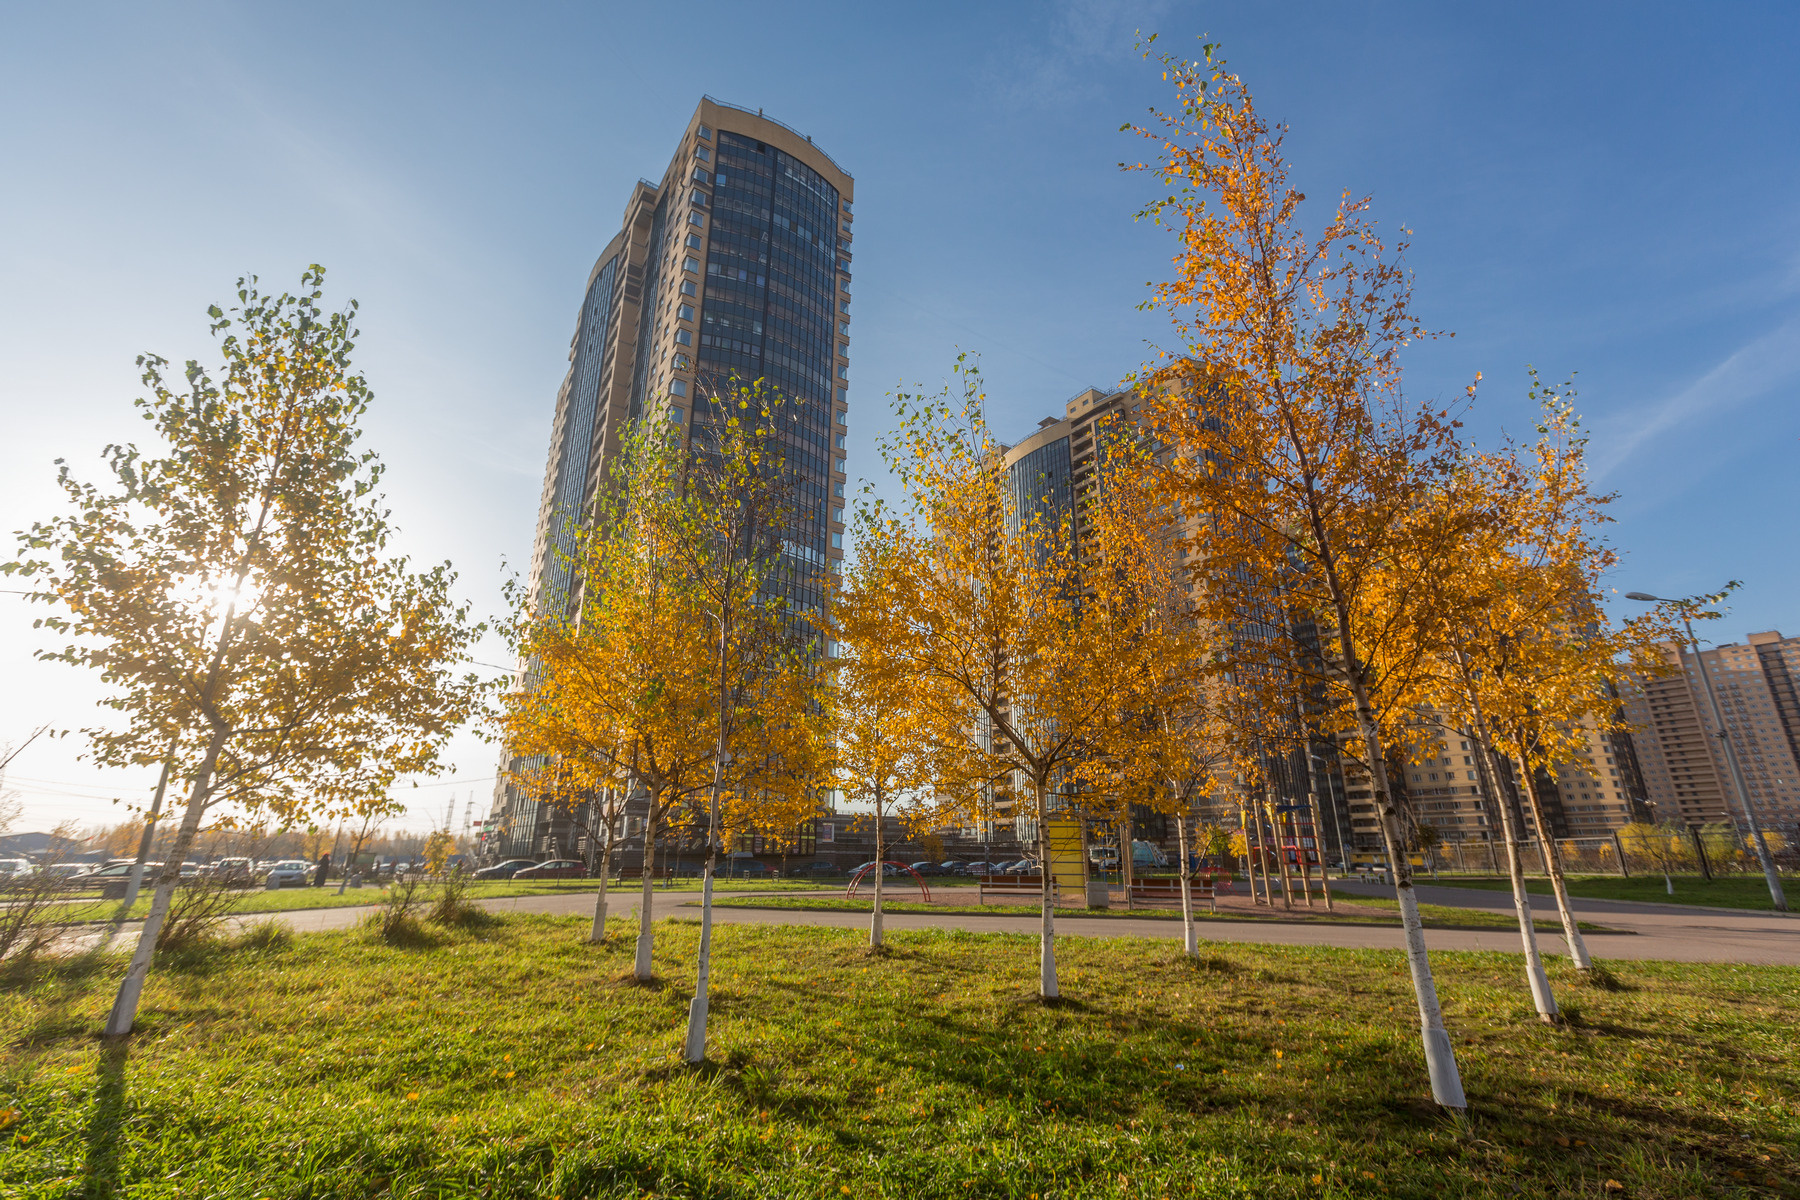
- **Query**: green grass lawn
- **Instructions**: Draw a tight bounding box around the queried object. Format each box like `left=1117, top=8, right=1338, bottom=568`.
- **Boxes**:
left=703, top=893, right=1605, bottom=933
left=47, top=876, right=826, bottom=923
left=6, top=915, right=1792, bottom=1198
left=1416, top=874, right=1795, bottom=912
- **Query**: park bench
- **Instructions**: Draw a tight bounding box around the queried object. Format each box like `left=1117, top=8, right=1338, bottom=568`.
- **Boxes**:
left=1126, top=875, right=1219, bottom=912
left=977, top=874, right=1043, bottom=903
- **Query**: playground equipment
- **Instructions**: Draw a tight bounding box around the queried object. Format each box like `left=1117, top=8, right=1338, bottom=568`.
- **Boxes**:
left=845, top=860, right=931, bottom=903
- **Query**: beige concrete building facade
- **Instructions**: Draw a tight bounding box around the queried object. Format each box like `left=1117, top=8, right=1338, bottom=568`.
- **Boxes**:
left=1622, top=631, right=1800, bottom=836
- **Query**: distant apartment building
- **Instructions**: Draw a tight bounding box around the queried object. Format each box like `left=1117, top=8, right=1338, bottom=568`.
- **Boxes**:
left=1621, top=630, right=1800, bottom=837
left=486, top=97, right=855, bottom=861
left=988, top=386, right=1357, bottom=860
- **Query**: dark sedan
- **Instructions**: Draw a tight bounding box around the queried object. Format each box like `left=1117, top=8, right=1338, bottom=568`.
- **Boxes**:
left=513, top=859, right=587, bottom=880
left=473, top=858, right=538, bottom=881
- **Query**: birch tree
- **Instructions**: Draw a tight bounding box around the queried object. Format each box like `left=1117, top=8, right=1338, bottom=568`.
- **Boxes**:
left=500, top=422, right=715, bottom=957
left=668, top=383, right=825, bottom=1063
left=5, top=268, right=484, bottom=1035
left=868, top=364, right=1162, bottom=1000
left=1128, top=43, right=1472, bottom=1108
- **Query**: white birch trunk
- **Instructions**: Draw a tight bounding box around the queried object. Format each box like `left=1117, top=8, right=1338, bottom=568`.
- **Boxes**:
left=1036, top=780, right=1058, bottom=999
left=1351, top=686, right=1466, bottom=1110
left=1513, top=742, right=1592, bottom=971
left=1177, top=813, right=1197, bottom=956
left=105, top=730, right=224, bottom=1037
left=683, top=864, right=714, bottom=1062
left=1475, top=734, right=1558, bottom=1021
left=870, top=796, right=885, bottom=949
left=635, top=808, right=658, bottom=981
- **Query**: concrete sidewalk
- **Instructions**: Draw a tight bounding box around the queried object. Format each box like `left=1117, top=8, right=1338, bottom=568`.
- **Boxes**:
left=97, top=879, right=1794, bottom=966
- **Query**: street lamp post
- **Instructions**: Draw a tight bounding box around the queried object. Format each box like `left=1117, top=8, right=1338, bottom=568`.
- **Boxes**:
left=1625, top=592, right=1787, bottom=912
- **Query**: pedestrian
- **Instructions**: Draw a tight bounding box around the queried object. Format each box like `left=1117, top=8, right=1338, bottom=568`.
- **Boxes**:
left=314, top=855, right=330, bottom=888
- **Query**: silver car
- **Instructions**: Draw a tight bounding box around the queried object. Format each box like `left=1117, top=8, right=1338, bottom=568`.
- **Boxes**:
left=265, top=860, right=313, bottom=888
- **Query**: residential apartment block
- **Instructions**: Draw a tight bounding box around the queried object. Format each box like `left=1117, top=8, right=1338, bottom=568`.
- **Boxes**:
left=488, top=97, right=855, bottom=861
left=1621, top=631, right=1800, bottom=837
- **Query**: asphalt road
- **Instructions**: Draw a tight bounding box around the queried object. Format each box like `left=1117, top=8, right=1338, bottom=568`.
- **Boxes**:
left=134, top=878, right=1798, bottom=966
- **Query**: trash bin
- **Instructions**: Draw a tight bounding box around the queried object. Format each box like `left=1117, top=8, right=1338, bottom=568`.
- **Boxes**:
left=1085, top=879, right=1110, bottom=909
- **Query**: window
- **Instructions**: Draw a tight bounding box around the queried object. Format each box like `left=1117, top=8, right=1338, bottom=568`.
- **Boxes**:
left=839, top=322, right=850, bottom=336
left=831, top=532, right=844, bottom=549
left=675, top=328, right=691, bottom=346
left=692, top=168, right=711, bottom=185
left=668, top=407, right=684, bottom=423
left=839, top=300, right=850, bottom=314
left=833, top=481, right=845, bottom=498
left=683, top=256, right=699, bottom=273
left=678, top=304, right=694, bottom=321
left=689, top=211, right=705, bottom=227
left=681, top=279, right=696, bottom=297
left=685, top=233, right=703, bottom=250
left=835, top=433, right=846, bottom=449
left=697, top=124, right=712, bottom=140
left=837, top=389, right=849, bottom=406
left=669, top=379, right=688, bottom=397
left=690, top=190, right=708, bottom=206
left=838, top=343, right=849, bottom=359
left=695, top=145, right=711, bottom=162
left=833, top=508, right=844, bottom=524
left=835, top=457, right=846, bottom=473
left=837, top=364, right=848, bottom=379
left=842, top=200, right=853, bottom=213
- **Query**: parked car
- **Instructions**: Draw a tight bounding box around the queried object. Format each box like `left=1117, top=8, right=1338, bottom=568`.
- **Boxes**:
left=208, top=857, right=256, bottom=885
left=723, top=859, right=769, bottom=878
left=473, top=858, right=537, bottom=881
left=1005, top=860, right=1040, bottom=876
left=265, top=860, right=313, bottom=888
left=938, top=861, right=971, bottom=876
left=0, top=858, right=34, bottom=879
left=72, top=861, right=151, bottom=899
left=513, top=859, right=586, bottom=880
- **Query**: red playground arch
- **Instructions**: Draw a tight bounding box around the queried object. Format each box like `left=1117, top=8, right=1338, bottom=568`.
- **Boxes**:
left=844, top=860, right=931, bottom=903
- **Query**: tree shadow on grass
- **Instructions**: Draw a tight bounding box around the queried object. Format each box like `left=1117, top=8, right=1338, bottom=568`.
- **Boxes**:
left=81, top=1036, right=131, bottom=1199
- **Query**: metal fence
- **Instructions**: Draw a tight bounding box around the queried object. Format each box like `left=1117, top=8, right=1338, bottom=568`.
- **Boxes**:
left=1421, top=825, right=1793, bottom=879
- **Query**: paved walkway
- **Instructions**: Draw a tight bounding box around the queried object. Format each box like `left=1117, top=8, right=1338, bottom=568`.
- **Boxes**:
left=105, top=879, right=1796, bottom=966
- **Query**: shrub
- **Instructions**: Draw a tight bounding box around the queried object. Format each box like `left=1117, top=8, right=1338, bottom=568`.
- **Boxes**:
left=155, top=875, right=246, bottom=955
left=373, top=876, right=430, bottom=944
left=428, top=867, right=482, bottom=928
left=0, top=870, right=73, bottom=963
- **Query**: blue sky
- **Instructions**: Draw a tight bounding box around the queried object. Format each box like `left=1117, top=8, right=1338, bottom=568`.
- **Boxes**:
left=3, top=0, right=1797, bottom=830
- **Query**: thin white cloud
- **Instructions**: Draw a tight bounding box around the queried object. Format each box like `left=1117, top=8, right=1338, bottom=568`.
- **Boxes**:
left=985, top=0, right=1173, bottom=110
left=1589, top=309, right=1800, bottom=482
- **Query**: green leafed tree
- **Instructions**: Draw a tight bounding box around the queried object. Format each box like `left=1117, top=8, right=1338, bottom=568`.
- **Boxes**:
left=5, top=267, right=486, bottom=1034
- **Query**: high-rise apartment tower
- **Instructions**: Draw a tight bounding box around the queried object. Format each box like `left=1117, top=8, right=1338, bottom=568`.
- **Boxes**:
left=1622, top=631, right=1800, bottom=837
left=489, top=98, right=855, bottom=861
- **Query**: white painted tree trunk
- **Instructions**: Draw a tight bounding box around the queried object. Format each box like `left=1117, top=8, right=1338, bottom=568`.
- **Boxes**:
left=683, top=864, right=714, bottom=1063
left=589, top=819, right=611, bottom=944
left=1177, top=814, right=1197, bottom=956
left=1476, top=736, right=1558, bottom=1021
left=105, top=732, right=223, bottom=1037
left=1513, top=743, right=1592, bottom=971
left=1036, top=781, right=1058, bottom=1000
left=870, top=797, right=885, bottom=949
left=1351, top=687, right=1466, bottom=1111
left=635, top=815, right=658, bottom=981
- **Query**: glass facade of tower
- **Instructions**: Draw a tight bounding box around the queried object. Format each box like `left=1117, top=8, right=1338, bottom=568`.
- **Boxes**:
left=1005, top=434, right=1072, bottom=537
left=541, top=251, right=621, bottom=612
left=695, top=130, right=841, bottom=618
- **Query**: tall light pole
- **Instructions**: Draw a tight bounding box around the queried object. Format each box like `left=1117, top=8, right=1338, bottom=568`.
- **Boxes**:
left=1626, top=592, right=1787, bottom=911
